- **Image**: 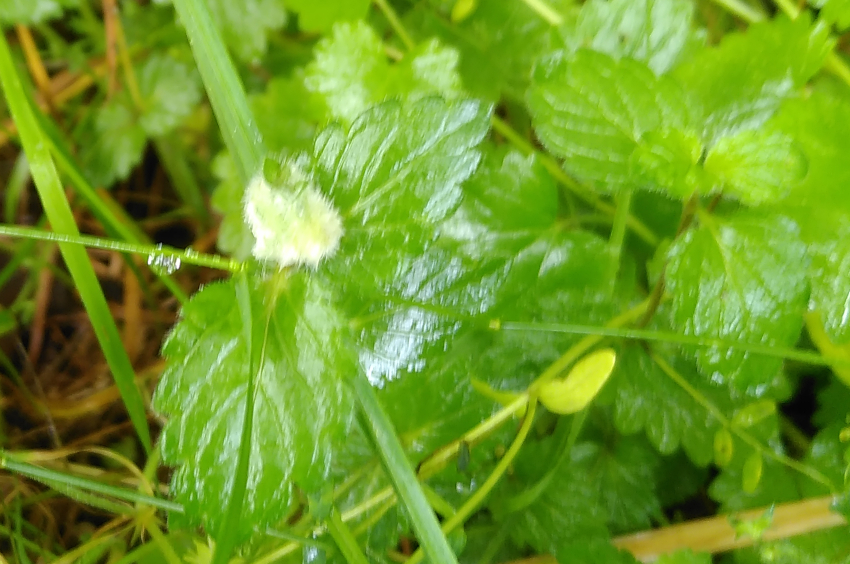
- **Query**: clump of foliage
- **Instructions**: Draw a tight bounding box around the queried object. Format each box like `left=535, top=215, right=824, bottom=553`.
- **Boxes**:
left=1, top=0, right=850, bottom=563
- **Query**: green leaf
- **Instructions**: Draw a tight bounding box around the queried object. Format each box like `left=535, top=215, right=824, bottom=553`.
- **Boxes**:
left=627, top=128, right=707, bottom=199
left=817, top=0, right=850, bottom=31
left=0, top=0, right=78, bottom=25
left=773, top=90, right=850, bottom=342
left=404, top=0, right=567, bottom=100
left=708, top=412, right=800, bottom=511
left=611, top=346, right=729, bottom=465
left=251, top=72, right=328, bottom=153
left=557, top=0, right=702, bottom=75
left=445, top=146, right=558, bottom=259
left=527, top=49, right=694, bottom=193
left=137, top=53, right=202, bottom=136
left=160, top=0, right=287, bottom=62
left=152, top=271, right=355, bottom=545
left=79, top=96, right=147, bottom=188
left=209, top=152, right=254, bottom=260
left=665, top=213, right=809, bottom=391
left=286, top=0, right=370, bottom=32
left=305, top=22, right=463, bottom=124
left=502, top=438, right=609, bottom=555
left=672, top=15, right=832, bottom=143
left=703, top=129, right=807, bottom=206
left=316, top=97, right=491, bottom=296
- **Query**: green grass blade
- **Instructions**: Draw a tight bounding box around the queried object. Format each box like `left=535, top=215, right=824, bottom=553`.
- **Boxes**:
left=351, top=371, right=460, bottom=564
left=326, top=509, right=370, bottom=564
left=0, top=451, right=183, bottom=512
left=32, top=107, right=189, bottom=303
left=171, top=0, right=265, bottom=183
left=0, top=34, right=153, bottom=453
left=154, top=134, right=210, bottom=225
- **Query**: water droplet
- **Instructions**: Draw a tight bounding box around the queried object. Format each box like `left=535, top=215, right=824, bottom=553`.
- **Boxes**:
left=147, top=246, right=182, bottom=276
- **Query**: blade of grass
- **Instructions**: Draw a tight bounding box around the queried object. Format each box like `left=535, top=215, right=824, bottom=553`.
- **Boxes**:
left=0, top=33, right=153, bottom=453
left=351, top=371, right=461, bottom=564
left=326, top=509, right=370, bottom=564
left=154, top=134, right=210, bottom=225
left=0, top=224, right=243, bottom=272
left=0, top=451, right=184, bottom=513
left=32, top=107, right=189, bottom=303
left=171, top=0, right=264, bottom=183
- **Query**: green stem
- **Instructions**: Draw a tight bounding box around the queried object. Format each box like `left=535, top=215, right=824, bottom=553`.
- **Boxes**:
left=498, top=321, right=850, bottom=369
left=0, top=30, right=153, bottom=453
left=0, top=452, right=183, bottom=513
left=609, top=188, right=633, bottom=269
left=350, top=370, right=460, bottom=564
left=373, top=0, right=415, bottom=50
left=650, top=352, right=836, bottom=492
left=710, top=0, right=766, bottom=21
left=404, top=399, right=539, bottom=564
left=519, top=0, right=564, bottom=26
left=0, top=225, right=243, bottom=273
left=489, top=115, right=659, bottom=247
left=326, top=509, right=371, bottom=564
left=171, top=0, right=265, bottom=183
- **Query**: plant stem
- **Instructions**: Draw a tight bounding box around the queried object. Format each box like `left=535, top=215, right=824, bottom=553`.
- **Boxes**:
left=351, top=370, right=460, bottom=564
left=171, top=0, right=265, bottom=183
left=326, top=509, right=371, bottom=564
left=518, top=0, right=564, bottom=26
left=0, top=225, right=243, bottom=273
left=404, top=399, right=539, bottom=564
left=650, top=352, right=836, bottom=492
left=0, top=30, right=153, bottom=453
left=373, top=0, right=415, bottom=50
left=609, top=188, right=633, bottom=272
left=489, top=115, right=659, bottom=247
left=498, top=321, right=850, bottom=369
left=0, top=452, right=183, bottom=513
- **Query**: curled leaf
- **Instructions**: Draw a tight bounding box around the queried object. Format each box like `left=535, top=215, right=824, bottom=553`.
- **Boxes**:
left=538, top=349, right=616, bottom=415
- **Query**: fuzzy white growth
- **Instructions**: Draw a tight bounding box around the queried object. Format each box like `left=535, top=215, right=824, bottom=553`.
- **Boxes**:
left=243, top=164, right=343, bottom=268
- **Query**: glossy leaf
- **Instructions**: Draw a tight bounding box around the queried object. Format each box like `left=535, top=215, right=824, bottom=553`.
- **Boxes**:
left=627, top=128, right=706, bottom=199
left=672, top=15, right=832, bottom=143
left=703, top=129, right=806, bottom=205
left=317, top=97, right=490, bottom=299
left=773, top=91, right=850, bottom=343
left=665, top=213, right=809, bottom=391
left=557, top=0, right=702, bottom=75
left=152, top=271, right=355, bottom=544
left=305, top=23, right=462, bottom=124
left=528, top=49, right=694, bottom=193
left=405, top=0, right=568, bottom=100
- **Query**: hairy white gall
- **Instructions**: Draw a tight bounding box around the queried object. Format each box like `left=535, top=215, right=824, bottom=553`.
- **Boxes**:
left=243, top=162, right=343, bottom=269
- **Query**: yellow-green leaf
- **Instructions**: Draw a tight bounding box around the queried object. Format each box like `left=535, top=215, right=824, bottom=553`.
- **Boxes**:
left=538, top=349, right=617, bottom=415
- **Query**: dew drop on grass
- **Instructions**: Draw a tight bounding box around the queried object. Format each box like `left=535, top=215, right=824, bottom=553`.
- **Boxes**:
left=147, top=246, right=182, bottom=276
